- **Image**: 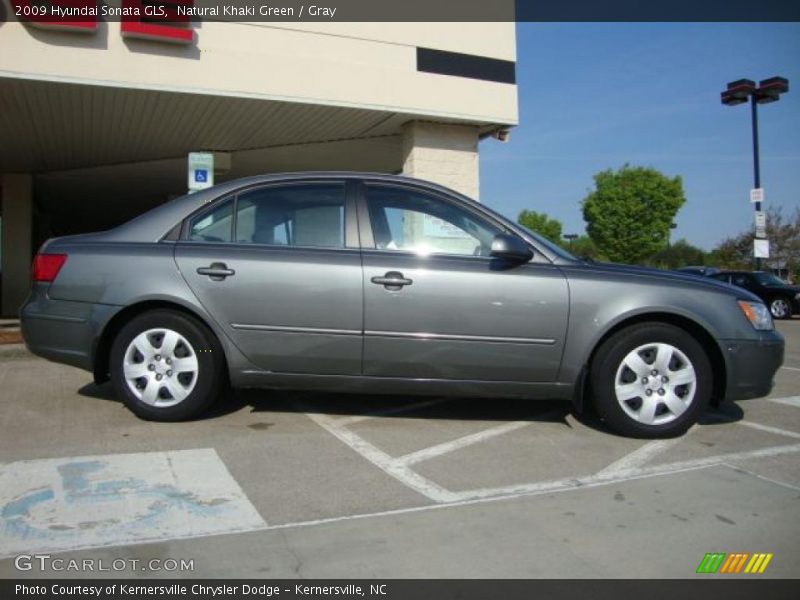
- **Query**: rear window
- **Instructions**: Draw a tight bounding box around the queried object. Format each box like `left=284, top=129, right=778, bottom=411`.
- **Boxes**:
left=234, top=184, right=345, bottom=248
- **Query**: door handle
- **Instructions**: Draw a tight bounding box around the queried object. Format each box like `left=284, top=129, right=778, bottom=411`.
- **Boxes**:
left=197, top=263, right=235, bottom=281
left=371, top=271, right=413, bottom=290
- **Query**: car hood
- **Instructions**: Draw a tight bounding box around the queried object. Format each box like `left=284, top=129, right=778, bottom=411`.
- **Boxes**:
left=578, top=261, right=764, bottom=301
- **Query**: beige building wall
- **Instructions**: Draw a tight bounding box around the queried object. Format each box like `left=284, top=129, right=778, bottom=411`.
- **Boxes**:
left=0, top=20, right=517, bottom=126
left=402, top=122, right=480, bottom=199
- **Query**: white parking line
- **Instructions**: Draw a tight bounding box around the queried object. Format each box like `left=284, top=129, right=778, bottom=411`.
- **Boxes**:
left=258, top=442, right=800, bottom=535
left=303, top=393, right=800, bottom=508
left=396, top=421, right=533, bottom=466
left=334, top=398, right=453, bottom=427
left=304, top=410, right=459, bottom=503
left=769, top=395, right=800, bottom=408
left=726, top=465, right=800, bottom=493
left=736, top=420, right=800, bottom=440
left=14, top=443, right=800, bottom=560
left=595, top=438, right=684, bottom=476
left=704, top=412, right=800, bottom=440
left=448, top=442, right=800, bottom=502
left=780, top=366, right=800, bottom=372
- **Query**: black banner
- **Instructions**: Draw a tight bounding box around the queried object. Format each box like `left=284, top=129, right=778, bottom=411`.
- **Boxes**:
left=4, top=0, right=800, bottom=23
left=2, top=580, right=800, bottom=600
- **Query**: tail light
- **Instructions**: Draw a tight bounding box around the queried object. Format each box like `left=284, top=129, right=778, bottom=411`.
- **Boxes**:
left=32, top=253, right=67, bottom=283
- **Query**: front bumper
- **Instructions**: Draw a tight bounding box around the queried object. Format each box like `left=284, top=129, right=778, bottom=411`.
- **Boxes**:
left=722, top=332, right=784, bottom=401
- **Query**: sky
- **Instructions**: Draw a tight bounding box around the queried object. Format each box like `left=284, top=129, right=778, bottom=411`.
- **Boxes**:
left=479, top=23, right=800, bottom=250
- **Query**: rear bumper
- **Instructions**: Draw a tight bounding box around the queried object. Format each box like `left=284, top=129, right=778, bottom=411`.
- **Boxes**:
left=20, top=286, right=118, bottom=372
left=722, top=333, right=784, bottom=401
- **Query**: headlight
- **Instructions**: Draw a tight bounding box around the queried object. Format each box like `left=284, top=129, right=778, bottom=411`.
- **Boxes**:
left=737, top=300, right=774, bottom=331
left=795, top=292, right=800, bottom=300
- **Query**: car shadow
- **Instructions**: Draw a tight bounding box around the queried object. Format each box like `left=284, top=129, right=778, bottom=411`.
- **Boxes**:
left=78, top=382, right=744, bottom=434
left=699, top=400, right=745, bottom=425
left=77, top=381, right=249, bottom=420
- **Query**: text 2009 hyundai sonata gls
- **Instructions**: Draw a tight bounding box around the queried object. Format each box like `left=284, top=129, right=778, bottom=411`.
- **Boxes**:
left=21, top=172, right=784, bottom=437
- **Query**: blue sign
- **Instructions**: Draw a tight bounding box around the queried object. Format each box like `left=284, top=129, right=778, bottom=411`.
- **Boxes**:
left=188, top=152, right=214, bottom=193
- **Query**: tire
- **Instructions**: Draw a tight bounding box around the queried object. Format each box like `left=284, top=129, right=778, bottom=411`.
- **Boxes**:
left=589, top=323, right=712, bottom=438
left=110, top=310, right=225, bottom=421
left=769, top=296, right=792, bottom=320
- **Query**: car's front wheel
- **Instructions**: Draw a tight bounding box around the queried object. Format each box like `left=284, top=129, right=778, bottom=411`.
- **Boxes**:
left=110, top=310, right=224, bottom=421
left=769, top=296, right=792, bottom=320
left=590, top=322, right=712, bottom=438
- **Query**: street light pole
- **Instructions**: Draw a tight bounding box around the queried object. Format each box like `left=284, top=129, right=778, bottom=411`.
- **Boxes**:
left=750, top=91, right=761, bottom=193
left=750, top=94, right=762, bottom=270
left=721, top=76, right=788, bottom=272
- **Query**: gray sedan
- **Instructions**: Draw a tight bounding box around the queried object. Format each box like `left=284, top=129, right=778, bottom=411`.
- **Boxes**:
left=21, top=173, right=784, bottom=437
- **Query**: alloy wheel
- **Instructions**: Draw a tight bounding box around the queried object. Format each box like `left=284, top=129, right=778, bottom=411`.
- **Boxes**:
left=770, top=298, right=790, bottom=319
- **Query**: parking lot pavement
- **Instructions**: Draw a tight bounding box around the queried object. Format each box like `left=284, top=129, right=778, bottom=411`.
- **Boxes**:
left=0, top=320, right=798, bottom=578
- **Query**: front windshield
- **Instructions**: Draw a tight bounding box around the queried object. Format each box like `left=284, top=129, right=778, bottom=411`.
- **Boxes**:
left=753, top=272, right=787, bottom=286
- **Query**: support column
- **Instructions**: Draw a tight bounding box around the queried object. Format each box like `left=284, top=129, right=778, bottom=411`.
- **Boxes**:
left=1, top=174, right=33, bottom=318
left=401, top=121, right=480, bottom=200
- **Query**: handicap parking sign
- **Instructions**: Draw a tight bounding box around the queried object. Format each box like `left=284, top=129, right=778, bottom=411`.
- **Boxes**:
left=188, top=152, right=214, bottom=193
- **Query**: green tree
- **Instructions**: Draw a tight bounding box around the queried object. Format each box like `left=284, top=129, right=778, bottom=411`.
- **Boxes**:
left=517, top=210, right=563, bottom=245
left=707, top=235, right=752, bottom=271
left=582, top=165, right=686, bottom=264
left=566, top=235, right=606, bottom=261
left=648, top=239, right=707, bottom=269
left=710, top=205, right=800, bottom=276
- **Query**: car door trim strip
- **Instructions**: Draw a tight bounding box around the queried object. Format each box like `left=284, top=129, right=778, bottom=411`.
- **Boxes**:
left=365, top=330, right=556, bottom=345
left=231, top=324, right=361, bottom=336
left=230, top=324, right=555, bottom=345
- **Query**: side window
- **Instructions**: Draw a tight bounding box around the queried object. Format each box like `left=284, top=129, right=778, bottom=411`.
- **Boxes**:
left=187, top=197, right=234, bottom=242
left=365, top=185, right=500, bottom=257
left=235, top=183, right=345, bottom=248
left=732, top=274, right=749, bottom=287
left=711, top=274, right=730, bottom=284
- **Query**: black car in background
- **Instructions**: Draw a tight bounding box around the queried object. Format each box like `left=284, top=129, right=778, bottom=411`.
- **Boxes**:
left=677, top=266, right=721, bottom=277
left=710, top=271, right=800, bottom=319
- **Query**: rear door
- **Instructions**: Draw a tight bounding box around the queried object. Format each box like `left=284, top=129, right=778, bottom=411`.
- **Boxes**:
left=358, top=181, right=569, bottom=382
left=174, top=179, right=363, bottom=375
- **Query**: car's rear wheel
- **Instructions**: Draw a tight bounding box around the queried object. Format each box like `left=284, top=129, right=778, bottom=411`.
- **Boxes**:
left=769, top=296, right=792, bottom=320
left=110, top=310, right=224, bottom=421
left=590, top=323, right=712, bottom=438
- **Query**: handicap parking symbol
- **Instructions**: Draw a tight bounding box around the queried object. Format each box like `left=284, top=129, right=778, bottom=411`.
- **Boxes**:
left=194, top=169, right=208, bottom=183
left=0, top=450, right=265, bottom=556
left=2, top=460, right=229, bottom=540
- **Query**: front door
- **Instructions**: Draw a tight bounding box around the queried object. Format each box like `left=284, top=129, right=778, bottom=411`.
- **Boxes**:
left=359, top=183, right=569, bottom=382
left=175, top=180, right=363, bottom=375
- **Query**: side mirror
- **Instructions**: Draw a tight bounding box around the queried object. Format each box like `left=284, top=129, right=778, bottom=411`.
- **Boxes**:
left=490, top=233, right=533, bottom=262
